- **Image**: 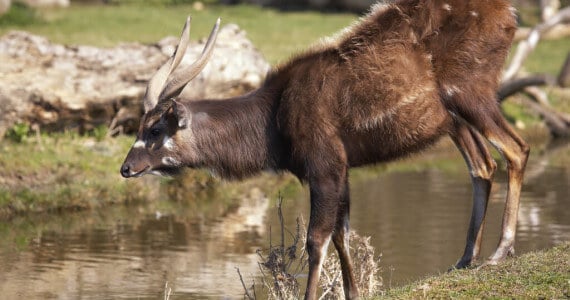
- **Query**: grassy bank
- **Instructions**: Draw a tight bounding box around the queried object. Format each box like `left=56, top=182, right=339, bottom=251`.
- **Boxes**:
left=0, top=134, right=158, bottom=218
left=240, top=204, right=568, bottom=299
left=0, top=131, right=301, bottom=220
left=384, top=242, right=570, bottom=299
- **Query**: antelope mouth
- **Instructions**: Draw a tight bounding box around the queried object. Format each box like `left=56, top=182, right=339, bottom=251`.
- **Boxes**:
left=121, top=165, right=150, bottom=178
left=131, top=166, right=150, bottom=177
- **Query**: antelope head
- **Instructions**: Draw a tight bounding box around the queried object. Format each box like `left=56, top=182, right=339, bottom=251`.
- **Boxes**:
left=120, top=17, right=220, bottom=178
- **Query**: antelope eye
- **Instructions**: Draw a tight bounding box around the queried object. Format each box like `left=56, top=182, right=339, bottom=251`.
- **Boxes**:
left=150, top=128, right=161, bottom=137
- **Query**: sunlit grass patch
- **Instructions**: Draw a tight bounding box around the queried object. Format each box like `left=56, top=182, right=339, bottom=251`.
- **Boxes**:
left=0, top=134, right=155, bottom=217
left=0, top=2, right=43, bottom=26
left=522, top=38, right=570, bottom=76
left=384, top=242, right=570, bottom=299
left=0, top=3, right=357, bottom=64
left=0, top=130, right=300, bottom=219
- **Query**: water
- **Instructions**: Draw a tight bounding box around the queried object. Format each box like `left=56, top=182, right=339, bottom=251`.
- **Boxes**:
left=0, top=141, right=569, bottom=299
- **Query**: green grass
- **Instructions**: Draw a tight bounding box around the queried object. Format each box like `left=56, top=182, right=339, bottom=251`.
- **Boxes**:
left=0, top=129, right=300, bottom=219
left=503, top=37, right=570, bottom=123
left=384, top=242, right=570, bottom=299
left=0, top=2, right=42, bottom=26
left=2, top=3, right=569, bottom=69
left=0, top=134, right=155, bottom=217
left=2, top=1, right=569, bottom=66
left=0, top=3, right=356, bottom=64
left=521, top=38, right=570, bottom=76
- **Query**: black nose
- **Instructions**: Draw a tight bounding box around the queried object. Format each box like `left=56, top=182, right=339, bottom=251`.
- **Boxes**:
left=120, top=164, right=131, bottom=178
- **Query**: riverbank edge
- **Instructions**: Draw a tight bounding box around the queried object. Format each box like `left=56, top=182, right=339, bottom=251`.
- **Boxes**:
left=0, top=134, right=300, bottom=221
left=381, top=242, right=570, bottom=299
left=0, top=124, right=558, bottom=221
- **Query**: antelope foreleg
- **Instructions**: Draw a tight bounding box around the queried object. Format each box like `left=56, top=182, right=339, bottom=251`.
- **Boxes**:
left=305, top=172, right=346, bottom=300
left=331, top=172, right=359, bottom=299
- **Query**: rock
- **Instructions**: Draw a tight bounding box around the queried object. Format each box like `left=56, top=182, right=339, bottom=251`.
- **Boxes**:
left=0, top=24, right=270, bottom=138
left=192, top=1, right=204, bottom=11
left=18, top=0, right=69, bottom=8
left=176, top=23, right=270, bottom=100
left=0, top=0, right=10, bottom=16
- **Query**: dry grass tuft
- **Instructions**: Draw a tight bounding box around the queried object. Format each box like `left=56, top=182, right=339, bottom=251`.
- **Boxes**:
left=238, top=197, right=383, bottom=299
left=320, top=232, right=383, bottom=299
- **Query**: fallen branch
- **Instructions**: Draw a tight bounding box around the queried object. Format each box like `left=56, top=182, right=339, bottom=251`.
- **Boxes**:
left=503, top=6, right=570, bottom=81
left=236, top=267, right=255, bottom=300
left=238, top=198, right=382, bottom=299
left=514, top=24, right=570, bottom=41
left=519, top=94, right=570, bottom=138
left=498, top=20, right=570, bottom=139
left=524, top=86, right=551, bottom=106
left=557, top=52, right=570, bottom=87
left=498, top=74, right=556, bottom=101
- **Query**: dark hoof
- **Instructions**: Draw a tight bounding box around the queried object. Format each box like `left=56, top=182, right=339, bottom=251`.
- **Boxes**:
left=450, top=257, right=474, bottom=271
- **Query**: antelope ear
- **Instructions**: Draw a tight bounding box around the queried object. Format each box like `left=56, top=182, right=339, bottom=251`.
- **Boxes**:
left=172, top=100, right=189, bottom=128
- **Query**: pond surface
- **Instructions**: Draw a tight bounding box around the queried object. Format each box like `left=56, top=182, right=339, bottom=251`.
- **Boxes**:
left=1, top=140, right=569, bottom=299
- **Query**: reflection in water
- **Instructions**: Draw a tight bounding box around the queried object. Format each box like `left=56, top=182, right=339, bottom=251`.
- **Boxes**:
left=0, top=189, right=269, bottom=299
left=0, top=141, right=569, bottom=298
left=349, top=140, right=570, bottom=286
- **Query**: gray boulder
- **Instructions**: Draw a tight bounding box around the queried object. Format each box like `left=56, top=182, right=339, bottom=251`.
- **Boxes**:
left=0, top=0, right=10, bottom=16
left=18, top=0, right=69, bottom=7
left=0, top=24, right=270, bottom=138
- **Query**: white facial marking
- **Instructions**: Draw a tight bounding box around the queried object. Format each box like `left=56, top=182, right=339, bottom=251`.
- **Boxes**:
left=163, top=136, right=176, bottom=151
left=133, top=140, right=145, bottom=149
left=442, top=3, right=451, bottom=11
left=162, top=157, right=181, bottom=166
